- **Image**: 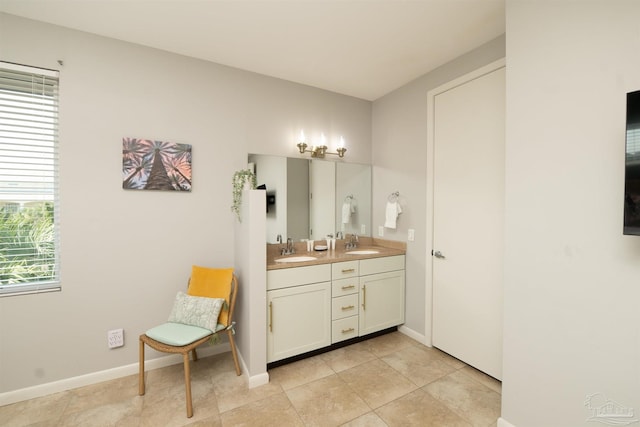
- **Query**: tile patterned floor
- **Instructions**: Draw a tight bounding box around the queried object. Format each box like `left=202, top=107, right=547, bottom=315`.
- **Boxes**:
left=0, top=332, right=501, bottom=427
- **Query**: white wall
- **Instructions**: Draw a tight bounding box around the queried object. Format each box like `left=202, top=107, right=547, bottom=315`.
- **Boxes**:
left=234, top=190, right=267, bottom=387
left=372, top=35, right=506, bottom=339
left=0, top=13, right=371, bottom=395
left=502, top=1, right=640, bottom=425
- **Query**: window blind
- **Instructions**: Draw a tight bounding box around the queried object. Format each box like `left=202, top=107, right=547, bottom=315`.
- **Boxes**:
left=0, top=62, right=60, bottom=296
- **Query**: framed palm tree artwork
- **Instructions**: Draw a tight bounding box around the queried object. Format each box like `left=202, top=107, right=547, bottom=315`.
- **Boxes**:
left=122, top=138, right=192, bottom=191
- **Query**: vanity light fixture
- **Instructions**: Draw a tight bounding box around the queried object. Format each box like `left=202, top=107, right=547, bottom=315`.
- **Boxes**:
left=296, top=131, right=347, bottom=158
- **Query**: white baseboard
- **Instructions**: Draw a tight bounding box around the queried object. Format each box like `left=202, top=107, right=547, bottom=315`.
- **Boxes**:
left=0, top=343, right=231, bottom=407
left=497, top=417, right=516, bottom=427
left=235, top=349, right=269, bottom=389
left=398, top=325, right=428, bottom=346
left=248, top=372, right=270, bottom=388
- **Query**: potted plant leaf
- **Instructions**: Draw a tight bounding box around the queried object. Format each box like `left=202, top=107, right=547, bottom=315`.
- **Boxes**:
left=231, top=169, right=257, bottom=221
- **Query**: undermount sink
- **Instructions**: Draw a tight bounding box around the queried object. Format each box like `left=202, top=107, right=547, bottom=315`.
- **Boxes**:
left=346, top=250, right=380, bottom=255
left=274, top=256, right=317, bottom=263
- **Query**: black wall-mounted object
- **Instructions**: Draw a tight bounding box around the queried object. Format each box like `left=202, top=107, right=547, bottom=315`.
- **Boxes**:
left=624, top=90, right=640, bottom=235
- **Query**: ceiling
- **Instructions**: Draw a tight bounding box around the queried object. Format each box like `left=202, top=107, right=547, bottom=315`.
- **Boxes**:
left=0, top=0, right=505, bottom=101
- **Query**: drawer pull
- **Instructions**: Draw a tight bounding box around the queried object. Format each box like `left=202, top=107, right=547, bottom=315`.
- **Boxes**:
left=269, top=301, right=273, bottom=332
left=341, top=305, right=355, bottom=311
left=341, top=268, right=355, bottom=273
left=341, top=285, right=355, bottom=290
left=341, top=327, right=355, bottom=334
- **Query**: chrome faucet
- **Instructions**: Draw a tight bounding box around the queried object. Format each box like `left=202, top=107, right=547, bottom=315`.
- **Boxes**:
left=281, top=237, right=295, bottom=255
left=345, top=233, right=358, bottom=250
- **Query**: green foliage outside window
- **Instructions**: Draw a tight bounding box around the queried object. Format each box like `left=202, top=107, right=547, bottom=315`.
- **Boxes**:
left=0, top=202, right=56, bottom=285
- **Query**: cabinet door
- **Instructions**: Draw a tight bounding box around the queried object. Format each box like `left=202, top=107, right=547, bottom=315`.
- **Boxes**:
left=267, top=282, right=331, bottom=363
left=359, top=270, right=405, bottom=336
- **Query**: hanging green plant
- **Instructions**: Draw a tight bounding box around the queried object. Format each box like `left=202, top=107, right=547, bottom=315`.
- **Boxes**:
left=231, top=169, right=257, bottom=221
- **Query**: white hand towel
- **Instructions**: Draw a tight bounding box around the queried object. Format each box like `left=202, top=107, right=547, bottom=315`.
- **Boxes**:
left=342, top=201, right=352, bottom=224
left=384, top=201, right=402, bottom=229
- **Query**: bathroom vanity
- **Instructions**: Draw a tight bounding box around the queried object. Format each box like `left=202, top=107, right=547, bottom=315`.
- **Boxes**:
left=266, top=239, right=405, bottom=364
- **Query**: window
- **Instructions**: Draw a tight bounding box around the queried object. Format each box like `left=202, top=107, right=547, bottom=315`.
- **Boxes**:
left=627, top=126, right=640, bottom=159
left=0, top=62, right=60, bottom=296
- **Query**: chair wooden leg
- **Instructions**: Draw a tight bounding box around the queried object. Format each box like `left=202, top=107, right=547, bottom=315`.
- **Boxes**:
left=139, top=338, right=145, bottom=395
left=183, top=352, right=193, bottom=418
left=227, top=330, right=241, bottom=376
left=191, top=348, right=198, bottom=362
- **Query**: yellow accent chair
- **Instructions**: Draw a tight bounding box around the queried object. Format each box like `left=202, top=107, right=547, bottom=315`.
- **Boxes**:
left=138, top=266, right=241, bottom=418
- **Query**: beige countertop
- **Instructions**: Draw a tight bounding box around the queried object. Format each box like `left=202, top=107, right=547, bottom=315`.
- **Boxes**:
left=267, top=237, right=406, bottom=270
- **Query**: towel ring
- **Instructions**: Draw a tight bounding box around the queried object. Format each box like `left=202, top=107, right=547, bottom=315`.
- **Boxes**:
left=388, top=191, right=400, bottom=202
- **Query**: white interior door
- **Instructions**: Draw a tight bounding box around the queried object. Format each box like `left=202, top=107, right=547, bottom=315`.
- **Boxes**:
left=431, top=65, right=505, bottom=380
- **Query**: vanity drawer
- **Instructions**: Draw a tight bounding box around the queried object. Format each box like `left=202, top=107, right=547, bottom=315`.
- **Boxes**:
left=359, top=255, right=405, bottom=276
left=332, top=278, right=358, bottom=297
left=332, top=294, right=359, bottom=320
left=267, top=264, right=331, bottom=291
left=332, top=316, right=359, bottom=344
left=332, top=261, right=359, bottom=279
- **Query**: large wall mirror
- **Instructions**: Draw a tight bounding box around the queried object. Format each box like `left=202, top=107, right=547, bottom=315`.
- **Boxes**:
left=248, top=154, right=372, bottom=243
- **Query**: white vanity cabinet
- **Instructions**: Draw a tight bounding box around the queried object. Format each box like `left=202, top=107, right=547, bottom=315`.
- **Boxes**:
left=267, top=265, right=331, bottom=363
left=267, top=254, right=405, bottom=363
left=359, top=255, right=405, bottom=336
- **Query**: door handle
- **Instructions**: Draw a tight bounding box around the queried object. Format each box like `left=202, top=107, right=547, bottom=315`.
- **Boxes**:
left=433, top=250, right=446, bottom=259
left=362, top=285, right=366, bottom=310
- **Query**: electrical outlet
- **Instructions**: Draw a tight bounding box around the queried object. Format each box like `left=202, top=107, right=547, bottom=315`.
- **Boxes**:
left=108, top=328, right=124, bottom=349
left=378, top=226, right=384, bottom=237
left=408, top=229, right=415, bottom=241
left=361, top=224, right=366, bottom=234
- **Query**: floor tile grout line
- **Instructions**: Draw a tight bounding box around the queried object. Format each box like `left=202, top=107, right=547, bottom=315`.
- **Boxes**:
left=280, top=388, right=307, bottom=427
left=455, top=365, right=503, bottom=395
left=421, top=365, right=502, bottom=427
